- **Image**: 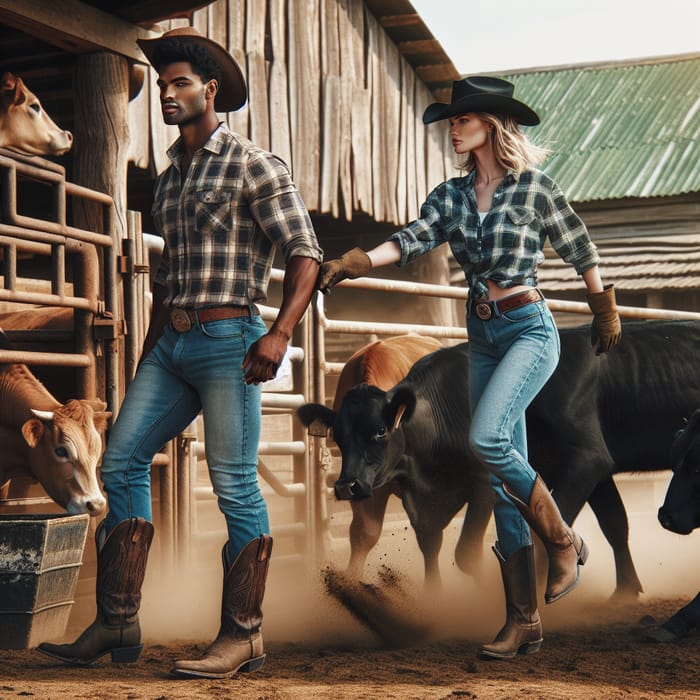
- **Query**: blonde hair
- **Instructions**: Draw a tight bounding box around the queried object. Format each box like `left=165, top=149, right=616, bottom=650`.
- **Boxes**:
left=459, top=113, right=549, bottom=176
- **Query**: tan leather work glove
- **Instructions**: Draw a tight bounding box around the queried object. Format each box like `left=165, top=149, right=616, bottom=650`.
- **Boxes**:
left=587, top=284, right=622, bottom=355
left=317, top=247, right=372, bottom=294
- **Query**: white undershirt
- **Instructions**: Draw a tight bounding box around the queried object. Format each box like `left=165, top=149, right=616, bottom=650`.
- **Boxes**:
left=479, top=211, right=487, bottom=223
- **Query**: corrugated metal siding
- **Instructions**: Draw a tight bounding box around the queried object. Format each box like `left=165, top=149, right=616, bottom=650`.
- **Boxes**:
left=503, top=56, right=700, bottom=202
left=537, top=234, right=700, bottom=292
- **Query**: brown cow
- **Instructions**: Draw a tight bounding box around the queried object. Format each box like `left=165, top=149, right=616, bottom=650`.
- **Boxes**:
left=0, top=72, right=72, bottom=156
left=0, top=361, right=110, bottom=516
left=327, top=335, right=444, bottom=578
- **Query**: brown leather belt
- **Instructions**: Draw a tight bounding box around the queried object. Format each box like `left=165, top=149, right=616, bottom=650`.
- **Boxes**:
left=169, top=305, right=259, bottom=333
left=473, top=289, right=543, bottom=320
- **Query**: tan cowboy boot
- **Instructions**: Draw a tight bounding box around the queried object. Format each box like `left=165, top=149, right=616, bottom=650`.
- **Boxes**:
left=37, top=517, right=154, bottom=665
left=480, top=543, right=543, bottom=659
left=171, top=535, right=273, bottom=679
left=504, top=476, right=588, bottom=604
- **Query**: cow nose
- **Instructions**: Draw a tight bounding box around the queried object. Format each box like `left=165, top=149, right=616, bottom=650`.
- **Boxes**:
left=86, top=497, right=106, bottom=516
left=334, top=479, right=371, bottom=500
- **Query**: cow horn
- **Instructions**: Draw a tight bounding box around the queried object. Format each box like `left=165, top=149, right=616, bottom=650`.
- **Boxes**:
left=30, top=408, right=55, bottom=422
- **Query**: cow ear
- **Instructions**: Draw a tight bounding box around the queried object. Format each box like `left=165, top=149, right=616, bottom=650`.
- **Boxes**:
left=1, top=72, right=15, bottom=91
left=92, top=411, right=112, bottom=431
left=386, top=386, right=416, bottom=432
left=21, top=418, right=45, bottom=448
left=296, top=403, right=334, bottom=437
left=391, top=403, right=407, bottom=431
left=12, top=77, right=27, bottom=106
left=308, top=418, right=330, bottom=438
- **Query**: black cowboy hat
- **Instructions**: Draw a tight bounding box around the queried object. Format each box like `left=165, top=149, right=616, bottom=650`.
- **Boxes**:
left=137, top=26, right=247, bottom=112
left=423, top=76, right=539, bottom=126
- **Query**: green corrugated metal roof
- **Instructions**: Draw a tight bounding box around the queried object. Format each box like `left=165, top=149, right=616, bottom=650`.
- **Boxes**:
left=503, top=55, right=700, bottom=202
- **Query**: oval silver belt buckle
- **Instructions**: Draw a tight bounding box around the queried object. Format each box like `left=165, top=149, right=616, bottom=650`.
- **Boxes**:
left=475, top=301, right=493, bottom=320
left=170, top=308, right=192, bottom=332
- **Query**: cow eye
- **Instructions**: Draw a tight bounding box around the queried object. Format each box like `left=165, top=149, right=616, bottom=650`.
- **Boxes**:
left=54, top=446, right=69, bottom=458
left=373, top=426, right=387, bottom=440
left=30, top=102, right=41, bottom=114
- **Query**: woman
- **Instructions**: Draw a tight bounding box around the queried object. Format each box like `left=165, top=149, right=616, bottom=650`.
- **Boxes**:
left=318, top=76, right=621, bottom=659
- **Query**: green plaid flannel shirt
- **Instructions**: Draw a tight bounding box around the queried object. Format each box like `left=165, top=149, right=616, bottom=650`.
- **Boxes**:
left=388, top=168, right=599, bottom=295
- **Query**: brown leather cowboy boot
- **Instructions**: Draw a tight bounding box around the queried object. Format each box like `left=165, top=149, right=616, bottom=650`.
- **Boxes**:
left=171, top=535, right=273, bottom=679
left=480, top=543, right=543, bottom=659
left=504, top=476, right=588, bottom=603
left=37, top=517, right=154, bottom=665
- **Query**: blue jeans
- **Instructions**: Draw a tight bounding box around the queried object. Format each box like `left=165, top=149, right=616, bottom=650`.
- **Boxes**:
left=467, top=299, right=560, bottom=558
left=100, top=315, right=270, bottom=561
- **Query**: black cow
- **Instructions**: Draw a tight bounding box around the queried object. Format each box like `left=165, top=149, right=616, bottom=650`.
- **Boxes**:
left=648, top=409, right=700, bottom=642
left=658, top=408, right=700, bottom=535
left=297, top=357, right=494, bottom=589
left=298, top=320, right=700, bottom=598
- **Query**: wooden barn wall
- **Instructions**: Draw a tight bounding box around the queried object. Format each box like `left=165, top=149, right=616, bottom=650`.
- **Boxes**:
left=127, top=0, right=453, bottom=225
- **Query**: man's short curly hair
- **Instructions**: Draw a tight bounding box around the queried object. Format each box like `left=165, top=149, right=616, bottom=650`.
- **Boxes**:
left=150, top=38, right=222, bottom=86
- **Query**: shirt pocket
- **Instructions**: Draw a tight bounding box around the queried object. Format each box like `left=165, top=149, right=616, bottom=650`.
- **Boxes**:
left=500, top=206, right=539, bottom=251
left=195, top=189, right=233, bottom=239
left=505, top=206, right=536, bottom=226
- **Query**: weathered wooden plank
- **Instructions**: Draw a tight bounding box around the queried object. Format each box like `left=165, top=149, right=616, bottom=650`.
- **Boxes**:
left=226, top=3, right=248, bottom=136
left=246, top=0, right=269, bottom=150
left=351, top=88, right=373, bottom=217
left=336, top=0, right=355, bottom=220
left=402, top=64, right=418, bottom=222
left=208, top=0, right=228, bottom=66
left=0, top=0, right=157, bottom=62
left=319, top=0, right=341, bottom=216
left=268, top=0, right=292, bottom=168
left=380, top=23, right=402, bottom=223
left=288, top=0, right=320, bottom=211
left=320, top=75, right=341, bottom=217
left=413, top=85, right=429, bottom=213
left=396, top=60, right=410, bottom=223
left=368, top=13, right=385, bottom=221
left=347, top=0, right=365, bottom=89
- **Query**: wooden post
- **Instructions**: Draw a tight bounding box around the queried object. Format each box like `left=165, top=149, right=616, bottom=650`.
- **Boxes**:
left=72, top=52, right=130, bottom=404
left=72, top=52, right=129, bottom=240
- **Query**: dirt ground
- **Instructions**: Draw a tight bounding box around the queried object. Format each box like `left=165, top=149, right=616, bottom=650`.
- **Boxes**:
left=2, top=567, right=700, bottom=700
left=1, top=594, right=699, bottom=699
left=3, top=486, right=700, bottom=700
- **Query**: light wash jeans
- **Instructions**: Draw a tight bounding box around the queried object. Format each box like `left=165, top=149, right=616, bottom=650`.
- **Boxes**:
left=100, top=314, right=270, bottom=562
left=467, top=298, right=560, bottom=558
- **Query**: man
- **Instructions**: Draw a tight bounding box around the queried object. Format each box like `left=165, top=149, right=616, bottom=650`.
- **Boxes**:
left=38, top=26, right=323, bottom=679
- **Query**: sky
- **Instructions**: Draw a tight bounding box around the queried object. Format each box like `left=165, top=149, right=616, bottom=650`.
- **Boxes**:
left=409, top=0, right=700, bottom=75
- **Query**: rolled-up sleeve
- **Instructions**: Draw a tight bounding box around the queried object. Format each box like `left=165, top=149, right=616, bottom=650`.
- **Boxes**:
left=246, top=152, right=323, bottom=263
left=542, top=182, right=599, bottom=274
left=388, top=184, right=449, bottom=266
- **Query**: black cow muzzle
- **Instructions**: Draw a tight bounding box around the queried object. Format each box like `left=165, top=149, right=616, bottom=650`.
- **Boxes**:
left=334, top=479, right=372, bottom=500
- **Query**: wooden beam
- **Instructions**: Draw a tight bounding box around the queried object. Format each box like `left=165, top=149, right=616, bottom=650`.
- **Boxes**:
left=396, top=38, right=446, bottom=56
left=375, top=13, right=422, bottom=29
left=0, top=0, right=158, bottom=63
left=88, top=0, right=210, bottom=24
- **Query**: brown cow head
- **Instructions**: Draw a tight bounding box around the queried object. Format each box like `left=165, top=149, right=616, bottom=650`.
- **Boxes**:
left=0, top=72, right=73, bottom=156
left=21, top=399, right=111, bottom=516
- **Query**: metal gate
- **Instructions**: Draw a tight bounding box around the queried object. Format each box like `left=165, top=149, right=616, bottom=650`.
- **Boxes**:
left=3, top=147, right=700, bottom=574
left=182, top=268, right=700, bottom=575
